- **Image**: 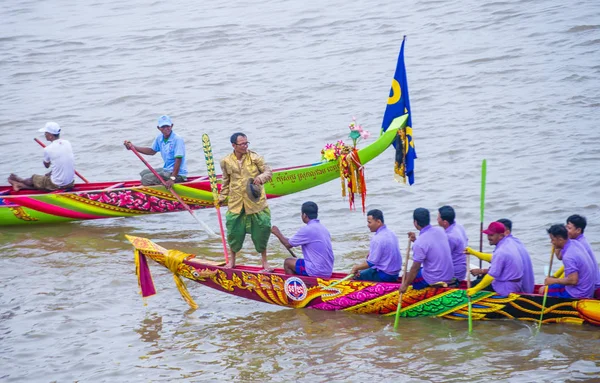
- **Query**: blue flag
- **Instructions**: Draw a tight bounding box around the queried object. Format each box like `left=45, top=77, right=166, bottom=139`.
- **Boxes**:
left=381, top=37, right=416, bottom=185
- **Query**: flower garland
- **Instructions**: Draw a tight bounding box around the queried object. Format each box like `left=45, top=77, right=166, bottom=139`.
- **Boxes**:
left=320, top=117, right=370, bottom=213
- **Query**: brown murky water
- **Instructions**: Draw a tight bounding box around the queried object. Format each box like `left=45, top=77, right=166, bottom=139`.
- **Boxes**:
left=1, top=0, right=600, bottom=381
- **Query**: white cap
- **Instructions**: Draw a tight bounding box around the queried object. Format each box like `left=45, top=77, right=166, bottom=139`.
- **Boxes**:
left=38, top=122, right=61, bottom=135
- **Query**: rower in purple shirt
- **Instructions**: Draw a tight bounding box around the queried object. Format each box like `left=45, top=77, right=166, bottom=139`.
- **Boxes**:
left=566, top=214, right=600, bottom=298
left=496, top=218, right=535, bottom=294
left=400, top=208, right=454, bottom=294
left=350, top=209, right=402, bottom=282
left=437, top=205, right=469, bottom=283
left=540, top=224, right=596, bottom=298
left=467, top=221, right=523, bottom=297
left=271, top=201, right=334, bottom=278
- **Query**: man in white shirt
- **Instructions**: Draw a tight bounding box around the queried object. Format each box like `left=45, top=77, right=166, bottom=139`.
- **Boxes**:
left=8, top=122, right=75, bottom=191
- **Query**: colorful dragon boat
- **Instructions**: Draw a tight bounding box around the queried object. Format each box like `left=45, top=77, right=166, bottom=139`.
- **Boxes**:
left=0, top=116, right=405, bottom=226
left=128, top=235, right=600, bottom=327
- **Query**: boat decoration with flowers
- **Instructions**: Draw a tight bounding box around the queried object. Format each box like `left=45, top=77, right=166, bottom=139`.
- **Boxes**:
left=0, top=115, right=407, bottom=226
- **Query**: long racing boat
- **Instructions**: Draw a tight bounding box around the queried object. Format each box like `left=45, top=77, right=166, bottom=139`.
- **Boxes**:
left=127, top=235, right=600, bottom=328
left=0, top=116, right=405, bottom=226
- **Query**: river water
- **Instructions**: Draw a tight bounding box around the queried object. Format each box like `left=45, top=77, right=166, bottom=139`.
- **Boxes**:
left=1, top=0, right=599, bottom=381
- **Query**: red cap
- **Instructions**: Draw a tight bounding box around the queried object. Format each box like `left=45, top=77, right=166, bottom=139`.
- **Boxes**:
left=482, top=221, right=506, bottom=235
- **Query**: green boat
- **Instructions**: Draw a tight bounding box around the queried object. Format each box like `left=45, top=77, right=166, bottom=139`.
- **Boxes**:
left=0, top=115, right=406, bottom=226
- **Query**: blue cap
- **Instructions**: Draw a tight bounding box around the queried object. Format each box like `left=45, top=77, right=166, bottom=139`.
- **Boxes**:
left=157, top=115, right=172, bottom=127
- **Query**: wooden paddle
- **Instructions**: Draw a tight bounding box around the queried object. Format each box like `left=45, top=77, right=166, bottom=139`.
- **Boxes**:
left=479, top=159, right=487, bottom=268
left=34, top=138, right=90, bottom=183
left=201, top=134, right=229, bottom=263
left=326, top=273, right=354, bottom=289
left=127, top=143, right=216, bottom=236
left=536, top=245, right=555, bottom=334
left=468, top=159, right=486, bottom=333
left=394, top=238, right=412, bottom=330
left=466, top=249, right=473, bottom=333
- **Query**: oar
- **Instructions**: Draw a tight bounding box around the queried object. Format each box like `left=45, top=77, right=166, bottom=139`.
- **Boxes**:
left=128, top=143, right=216, bottom=236
left=394, top=238, right=412, bottom=329
left=201, top=134, right=229, bottom=263
left=34, top=138, right=90, bottom=183
left=536, top=245, right=555, bottom=335
left=326, top=273, right=354, bottom=288
left=466, top=249, right=473, bottom=333
left=479, top=159, right=487, bottom=268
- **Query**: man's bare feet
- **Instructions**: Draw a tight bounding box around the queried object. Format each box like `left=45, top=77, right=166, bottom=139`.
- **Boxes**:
left=7, top=179, right=21, bottom=192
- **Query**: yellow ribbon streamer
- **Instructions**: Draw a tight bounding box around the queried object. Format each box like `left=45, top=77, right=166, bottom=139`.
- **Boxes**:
left=165, top=249, right=199, bottom=309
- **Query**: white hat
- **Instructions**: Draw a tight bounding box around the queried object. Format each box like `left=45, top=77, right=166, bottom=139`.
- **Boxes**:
left=38, top=122, right=61, bottom=135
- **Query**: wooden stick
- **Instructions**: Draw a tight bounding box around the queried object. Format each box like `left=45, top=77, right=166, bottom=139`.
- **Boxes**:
left=326, top=273, right=354, bottom=289
left=536, top=246, right=555, bottom=334
left=201, top=134, right=229, bottom=263
left=128, top=143, right=216, bottom=236
left=34, top=138, right=89, bottom=183
left=466, top=249, right=473, bottom=333
left=394, top=238, right=412, bottom=329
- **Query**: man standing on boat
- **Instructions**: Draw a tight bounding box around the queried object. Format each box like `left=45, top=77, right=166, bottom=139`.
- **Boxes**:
left=539, top=224, right=596, bottom=298
left=350, top=209, right=402, bottom=282
left=219, top=132, right=272, bottom=270
left=271, top=201, right=334, bottom=278
left=8, top=122, right=75, bottom=192
left=466, top=222, right=524, bottom=297
left=566, top=215, right=600, bottom=298
left=400, top=208, right=454, bottom=293
left=437, top=205, right=468, bottom=285
left=466, top=219, right=535, bottom=294
left=123, top=115, right=187, bottom=187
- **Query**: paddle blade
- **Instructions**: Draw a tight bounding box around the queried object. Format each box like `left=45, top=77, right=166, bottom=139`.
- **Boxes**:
left=468, top=299, right=473, bottom=333
left=480, top=159, right=487, bottom=222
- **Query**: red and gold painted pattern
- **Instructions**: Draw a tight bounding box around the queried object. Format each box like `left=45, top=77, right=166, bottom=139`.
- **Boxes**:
left=127, top=235, right=600, bottom=327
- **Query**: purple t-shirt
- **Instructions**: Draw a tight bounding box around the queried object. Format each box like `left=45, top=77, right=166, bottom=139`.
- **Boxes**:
left=562, top=239, right=596, bottom=298
left=509, top=235, right=535, bottom=294
left=289, top=219, right=334, bottom=278
left=412, top=225, right=454, bottom=285
left=445, top=222, right=469, bottom=280
left=575, top=234, right=600, bottom=289
left=366, top=225, right=402, bottom=276
left=488, top=236, right=523, bottom=296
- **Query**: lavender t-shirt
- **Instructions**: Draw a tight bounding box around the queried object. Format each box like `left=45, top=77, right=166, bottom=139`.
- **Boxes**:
left=445, top=222, right=469, bottom=280
left=366, top=225, right=402, bottom=276
left=509, top=235, right=535, bottom=294
left=289, top=219, right=334, bottom=278
left=412, top=225, right=454, bottom=285
left=562, top=239, right=596, bottom=298
left=575, top=234, right=600, bottom=289
left=488, top=236, right=523, bottom=296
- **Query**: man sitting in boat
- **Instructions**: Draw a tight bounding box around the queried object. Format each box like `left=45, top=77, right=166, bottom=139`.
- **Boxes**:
left=539, top=224, right=597, bottom=298
left=400, top=208, right=454, bottom=293
left=466, top=219, right=535, bottom=294
left=219, top=132, right=273, bottom=271
left=566, top=214, right=600, bottom=298
left=349, top=209, right=402, bottom=282
left=467, top=222, right=524, bottom=297
left=271, top=201, right=334, bottom=278
left=123, top=115, right=187, bottom=188
left=8, top=122, right=75, bottom=192
left=437, top=205, right=468, bottom=286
